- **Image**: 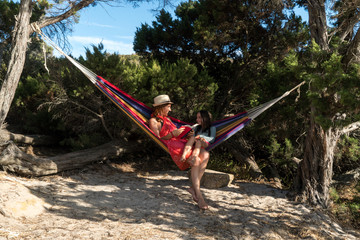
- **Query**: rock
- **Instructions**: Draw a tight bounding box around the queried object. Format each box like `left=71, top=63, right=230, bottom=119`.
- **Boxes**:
left=188, top=169, right=234, bottom=189
left=0, top=175, right=45, bottom=218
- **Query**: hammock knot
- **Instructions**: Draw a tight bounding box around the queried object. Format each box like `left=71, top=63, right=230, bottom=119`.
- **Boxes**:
left=30, top=23, right=41, bottom=34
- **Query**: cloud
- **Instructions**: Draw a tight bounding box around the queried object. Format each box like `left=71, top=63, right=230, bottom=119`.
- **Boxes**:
left=82, top=22, right=119, bottom=29
left=115, top=35, right=134, bottom=40
left=68, top=36, right=134, bottom=56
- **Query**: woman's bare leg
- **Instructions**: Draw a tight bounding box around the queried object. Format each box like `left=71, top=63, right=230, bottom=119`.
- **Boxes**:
left=190, top=149, right=209, bottom=209
left=187, top=140, right=202, bottom=165
left=198, top=149, right=209, bottom=185
left=180, top=136, right=195, bottom=162
left=187, top=186, right=198, bottom=202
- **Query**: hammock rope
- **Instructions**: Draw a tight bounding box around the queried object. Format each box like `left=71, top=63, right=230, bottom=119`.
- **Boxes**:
left=32, top=24, right=305, bottom=152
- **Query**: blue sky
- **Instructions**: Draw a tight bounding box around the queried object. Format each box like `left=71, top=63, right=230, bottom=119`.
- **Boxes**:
left=65, top=1, right=308, bottom=58
left=66, top=1, right=180, bottom=57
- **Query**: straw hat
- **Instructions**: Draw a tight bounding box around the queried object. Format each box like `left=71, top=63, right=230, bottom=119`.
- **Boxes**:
left=153, top=94, right=173, bottom=107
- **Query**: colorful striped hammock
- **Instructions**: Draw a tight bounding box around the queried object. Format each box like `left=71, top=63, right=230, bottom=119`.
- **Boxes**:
left=95, top=75, right=251, bottom=152
left=33, top=25, right=304, bottom=153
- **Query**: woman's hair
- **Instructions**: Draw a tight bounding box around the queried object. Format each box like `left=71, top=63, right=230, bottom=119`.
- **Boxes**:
left=198, top=110, right=212, bottom=131
left=152, top=104, right=167, bottom=121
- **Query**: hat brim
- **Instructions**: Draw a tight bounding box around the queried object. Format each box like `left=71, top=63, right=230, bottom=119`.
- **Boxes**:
left=152, top=101, right=174, bottom=107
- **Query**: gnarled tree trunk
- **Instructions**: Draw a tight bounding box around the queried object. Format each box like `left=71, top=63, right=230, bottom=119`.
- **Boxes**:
left=294, top=107, right=340, bottom=208
left=307, top=0, right=329, bottom=51
left=0, top=0, right=32, bottom=127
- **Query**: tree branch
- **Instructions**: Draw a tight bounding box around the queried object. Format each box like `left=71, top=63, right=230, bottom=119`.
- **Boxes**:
left=33, top=0, right=96, bottom=31
left=340, top=121, right=360, bottom=135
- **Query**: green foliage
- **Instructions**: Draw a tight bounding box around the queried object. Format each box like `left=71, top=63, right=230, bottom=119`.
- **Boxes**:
left=15, top=75, right=47, bottom=107
left=79, top=44, right=218, bottom=122
left=16, top=44, right=217, bottom=149
left=60, top=132, right=107, bottom=151
left=300, top=42, right=360, bottom=130
left=208, top=150, right=251, bottom=179
left=135, top=0, right=308, bottom=64
left=0, top=0, right=19, bottom=42
left=329, top=187, right=340, bottom=203
left=265, top=135, right=297, bottom=187
left=330, top=183, right=360, bottom=229
left=125, top=58, right=218, bottom=120
left=134, top=0, right=308, bottom=119
left=338, top=136, right=360, bottom=162
left=334, top=135, right=360, bottom=174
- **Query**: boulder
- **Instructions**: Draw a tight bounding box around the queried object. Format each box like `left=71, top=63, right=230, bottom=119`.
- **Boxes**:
left=0, top=174, right=45, bottom=218
left=188, top=169, right=234, bottom=189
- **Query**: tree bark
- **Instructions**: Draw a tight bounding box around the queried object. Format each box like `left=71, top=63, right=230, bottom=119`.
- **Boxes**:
left=0, top=140, right=136, bottom=177
left=294, top=0, right=332, bottom=209
left=307, top=0, right=329, bottom=51
left=0, top=0, right=32, bottom=127
left=294, top=107, right=340, bottom=208
left=343, top=27, right=360, bottom=67
left=34, top=0, right=95, bottom=30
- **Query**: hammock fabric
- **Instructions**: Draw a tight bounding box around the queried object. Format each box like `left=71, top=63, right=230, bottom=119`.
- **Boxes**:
left=33, top=24, right=304, bottom=153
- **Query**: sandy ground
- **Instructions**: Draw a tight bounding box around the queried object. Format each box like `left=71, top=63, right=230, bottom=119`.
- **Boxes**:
left=0, top=163, right=360, bottom=240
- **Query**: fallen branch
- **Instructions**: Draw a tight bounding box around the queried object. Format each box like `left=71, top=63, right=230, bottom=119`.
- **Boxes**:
left=0, top=140, right=136, bottom=177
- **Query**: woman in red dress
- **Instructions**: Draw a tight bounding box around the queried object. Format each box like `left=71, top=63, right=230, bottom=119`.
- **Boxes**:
left=149, top=95, right=210, bottom=210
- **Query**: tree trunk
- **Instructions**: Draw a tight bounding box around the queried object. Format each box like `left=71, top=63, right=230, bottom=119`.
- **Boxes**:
left=0, top=140, right=136, bottom=177
left=307, top=0, right=329, bottom=51
left=0, top=0, right=32, bottom=127
left=343, top=25, right=360, bottom=67
left=294, top=110, right=340, bottom=208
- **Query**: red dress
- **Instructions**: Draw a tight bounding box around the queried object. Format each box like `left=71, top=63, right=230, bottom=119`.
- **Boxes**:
left=158, top=116, right=191, bottom=171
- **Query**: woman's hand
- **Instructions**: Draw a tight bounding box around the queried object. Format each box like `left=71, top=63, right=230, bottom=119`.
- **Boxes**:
left=184, top=130, right=194, bottom=140
left=187, top=130, right=194, bottom=137
left=196, top=137, right=209, bottom=148
left=172, top=128, right=184, bottom=137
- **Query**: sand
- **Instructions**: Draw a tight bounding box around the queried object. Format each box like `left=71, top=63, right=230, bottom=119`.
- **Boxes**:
left=0, top=163, right=359, bottom=240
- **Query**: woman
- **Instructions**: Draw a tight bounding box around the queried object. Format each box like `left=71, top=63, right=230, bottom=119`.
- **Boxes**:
left=149, top=94, right=210, bottom=210
left=180, top=110, right=216, bottom=164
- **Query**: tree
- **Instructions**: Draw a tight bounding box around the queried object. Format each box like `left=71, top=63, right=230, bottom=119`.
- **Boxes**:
left=0, top=0, right=168, bottom=128
left=0, top=0, right=99, bottom=128
left=293, top=0, right=360, bottom=208
left=134, top=0, right=308, bottom=116
left=134, top=0, right=309, bottom=180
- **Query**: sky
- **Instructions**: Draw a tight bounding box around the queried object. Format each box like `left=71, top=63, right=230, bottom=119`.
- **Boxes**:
left=64, top=1, right=180, bottom=58
left=63, top=1, right=308, bottom=58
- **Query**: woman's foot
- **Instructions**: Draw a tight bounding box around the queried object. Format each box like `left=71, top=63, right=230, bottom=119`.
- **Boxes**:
left=198, top=198, right=209, bottom=210
left=180, top=155, right=186, bottom=162
left=187, top=187, right=198, bottom=202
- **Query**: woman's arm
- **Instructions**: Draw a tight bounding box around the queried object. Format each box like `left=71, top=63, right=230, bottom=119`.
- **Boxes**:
left=149, top=117, right=184, bottom=139
left=149, top=118, right=161, bottom=137
left=208, top=126, right=216, bottom=143
left=197, top=126, right=216, bottom=144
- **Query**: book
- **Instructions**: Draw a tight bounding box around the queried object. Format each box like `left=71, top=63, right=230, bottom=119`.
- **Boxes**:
left=177, top=124, right=198, bottom=139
